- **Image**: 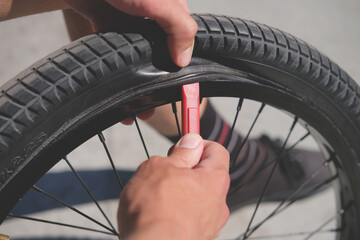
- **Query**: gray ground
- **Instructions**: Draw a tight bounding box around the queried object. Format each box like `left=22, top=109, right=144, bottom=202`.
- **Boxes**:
left=0, top=0, right=359, bottom=239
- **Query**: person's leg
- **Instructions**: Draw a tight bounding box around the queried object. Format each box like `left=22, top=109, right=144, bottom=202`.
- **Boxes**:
left=162, top=100, right=330, bottom=210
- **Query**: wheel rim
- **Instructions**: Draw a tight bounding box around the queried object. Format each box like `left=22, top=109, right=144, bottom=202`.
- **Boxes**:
left=1, top=64, right=358, bottom=239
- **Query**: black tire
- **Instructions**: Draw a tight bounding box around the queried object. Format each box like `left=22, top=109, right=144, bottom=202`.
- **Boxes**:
left=1, top=14, right=360, bottom=238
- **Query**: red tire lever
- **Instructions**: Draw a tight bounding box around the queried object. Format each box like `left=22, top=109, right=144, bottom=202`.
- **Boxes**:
left=181, top=83, right=200, bottom=136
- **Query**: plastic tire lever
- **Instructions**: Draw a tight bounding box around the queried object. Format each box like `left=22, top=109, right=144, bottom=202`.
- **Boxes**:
left=181, top=83, right=200, bottom=136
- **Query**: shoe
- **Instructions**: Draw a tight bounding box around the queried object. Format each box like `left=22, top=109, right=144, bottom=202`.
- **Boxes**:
left=226, top=135, right=331, bottom=211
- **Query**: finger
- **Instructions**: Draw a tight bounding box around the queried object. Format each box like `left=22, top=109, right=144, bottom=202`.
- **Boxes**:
left=160, top=9, right=197, bottom=67
left=121, top=118, right=134, bottom=125
left=196, top=141, right=230, bottom=197
left=220, top=204, right=230, bottom=229
left=196, top=140, right=230, bottom=172
left=137, top=109, right=155, bottom=121
left=212, top=204, right=229, bottom=239
left=167, top=133, right=204, bottom=168
left=106, top=0, right=198, bottom=67
left=121, top=109, right=155, bottom=125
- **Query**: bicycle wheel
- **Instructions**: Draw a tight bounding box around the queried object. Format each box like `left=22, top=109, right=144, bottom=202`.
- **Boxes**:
left=0, top=14, right=359, bottom=239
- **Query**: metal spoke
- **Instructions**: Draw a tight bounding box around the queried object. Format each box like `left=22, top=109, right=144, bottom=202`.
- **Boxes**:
left=134, top=118, right=150, bottom=159
left=230, top=103, right=265, bottom=171
left=242, top=117, right=298, bottom=239
left=63, top=157, right=117, bottom=234
left=31, top=185, right=116, bottom=234
left=241, top=161, right=336, bottom=239
left=171, top=102, right=181, bottom=138
left=303, top=210, right=343, bottom=240
left=285, top=131, right=310, bottom=152
left=7, top=213, right=116, bottom=236
left=229, top=131, right=310, bottom=194
left=238, top=103, right=265, bottom=150
left=98, top=132, right=124, bottom=189
left=259, top=131, right=311, bottom=174
left=225, top=98, right=244, bottom=150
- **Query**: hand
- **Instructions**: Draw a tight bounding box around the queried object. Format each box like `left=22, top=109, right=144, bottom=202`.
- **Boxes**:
left=65, top=0, right=198, bottom=67
left=64, top=0, right=198, bottom=125
left=117, top=133, right=230, bottom=240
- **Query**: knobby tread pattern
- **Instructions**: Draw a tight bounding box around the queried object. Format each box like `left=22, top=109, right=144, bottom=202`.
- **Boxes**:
left=0, top=33, right=151, bottom=156
left=193, top=14, right=360, bottom=123
left=0, top=14, right=359, bottom=159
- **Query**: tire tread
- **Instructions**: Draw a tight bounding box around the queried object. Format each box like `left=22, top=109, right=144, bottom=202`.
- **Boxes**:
left=193, top=14, right=360, bottom=129
left=0, top=13, right=359, bottom=159
left=0, top=33, right=151, bottom=157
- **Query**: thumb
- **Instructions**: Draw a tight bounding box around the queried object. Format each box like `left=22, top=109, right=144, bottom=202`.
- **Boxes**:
left=168, top=133, right=204, bottom=168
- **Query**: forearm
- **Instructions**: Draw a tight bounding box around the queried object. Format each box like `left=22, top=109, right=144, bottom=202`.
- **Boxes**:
left=0, top=0, right=69, bottom=21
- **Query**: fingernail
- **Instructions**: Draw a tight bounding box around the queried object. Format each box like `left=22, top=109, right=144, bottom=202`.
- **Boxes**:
left=178, top=46, right=193, bottom=67
left=177, top=133, right=202, bottom=149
